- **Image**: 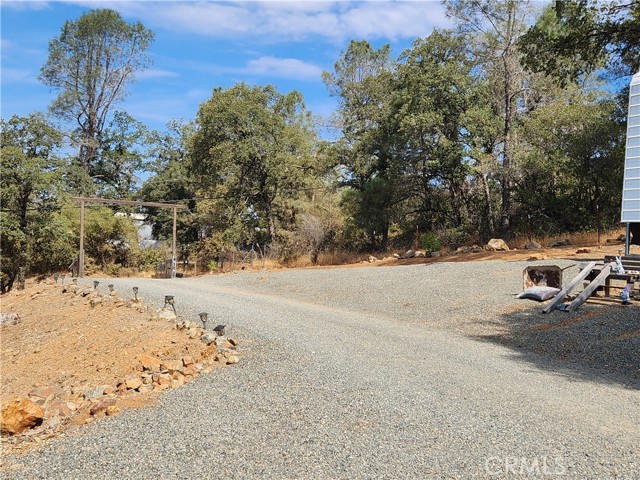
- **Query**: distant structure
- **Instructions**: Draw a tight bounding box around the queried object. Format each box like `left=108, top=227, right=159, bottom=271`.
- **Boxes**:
left=622, top=71, right=640, bottom=255
left=115, top=212, right=157, bottom=248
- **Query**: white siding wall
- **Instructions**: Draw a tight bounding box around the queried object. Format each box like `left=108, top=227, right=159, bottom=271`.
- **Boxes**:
left=622, top=72, right=640, bottom=222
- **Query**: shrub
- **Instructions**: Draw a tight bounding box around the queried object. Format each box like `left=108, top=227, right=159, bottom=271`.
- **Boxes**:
left=420, top=232, right=442, bottom=253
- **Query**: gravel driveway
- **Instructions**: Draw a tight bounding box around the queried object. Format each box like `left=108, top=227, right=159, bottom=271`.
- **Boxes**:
left=3, top=260, right=639, bottom=479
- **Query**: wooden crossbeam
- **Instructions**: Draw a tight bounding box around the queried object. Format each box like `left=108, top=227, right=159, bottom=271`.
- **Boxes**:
left=542, top=261, right=596, bottom=314
left=567, top=262, right=615, bottom=312
left=71, top=196, right=186, bottom=278
left=71, top=196, right=186, bottom=209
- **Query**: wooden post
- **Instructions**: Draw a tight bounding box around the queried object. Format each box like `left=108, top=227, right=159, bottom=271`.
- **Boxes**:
left=625, top=223, right=630, bottom=256
left=79, top=199, right=85, bottom=278
left=172, top=207, right=177, bottom=279
left=71, top=197, right=184, bottom=279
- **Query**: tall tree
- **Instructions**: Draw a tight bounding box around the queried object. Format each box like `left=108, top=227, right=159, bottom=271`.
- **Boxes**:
left=40, top=9, right=154, bottom=187
left=513, top=87, right=625, bottom=234
left=189, top=83, right=317, bottom=246
left=0, top=114, right=73, bottom=292
left=94, top=111, right=150, bottom=199
left=445, top=0, right=534, bottom=230
left=323, top=40, right=398, bottom=249
left=139, top=120, right=199, bottom=245
left=395, top=30, right=476, bottom=232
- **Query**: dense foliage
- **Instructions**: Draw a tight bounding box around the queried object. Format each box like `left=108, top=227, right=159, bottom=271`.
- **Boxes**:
left=0, top=3, right=635, bottom=290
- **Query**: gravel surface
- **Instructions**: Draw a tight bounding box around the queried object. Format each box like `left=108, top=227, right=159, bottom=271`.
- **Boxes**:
left=2, top=260, right=639, bottom=479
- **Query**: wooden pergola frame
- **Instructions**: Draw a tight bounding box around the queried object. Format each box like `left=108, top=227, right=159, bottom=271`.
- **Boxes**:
left=72, top=197, right=186, bottom=278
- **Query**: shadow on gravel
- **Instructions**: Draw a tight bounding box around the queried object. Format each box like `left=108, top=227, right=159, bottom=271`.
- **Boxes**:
left=470, top=303, right=640, bottom=390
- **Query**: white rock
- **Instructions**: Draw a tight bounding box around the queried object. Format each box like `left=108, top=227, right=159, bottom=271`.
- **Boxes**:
left=157, top=308, right=177, bottom=321
left=486, top=238, right=510, bottom=251
left=0, top=313, right=21, bottom=327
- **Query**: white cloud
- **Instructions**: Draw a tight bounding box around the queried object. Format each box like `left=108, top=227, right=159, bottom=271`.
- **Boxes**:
left=168, top=55, right=324, bottom=82
left=2, top=1, right=51, bottom=11
left=65, top=1, right=450, bottom=42
left=1, top=67, right=37, bottom=85
left=135, top=68, right=179, bottom=80
left=244, top=56, right=323, bottom=80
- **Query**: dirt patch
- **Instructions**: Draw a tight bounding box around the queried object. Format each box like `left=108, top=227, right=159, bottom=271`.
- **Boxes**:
left=374, top=243, right=637, bottom=267
left=534, top=310, right=602, bottom=331
left=0, top=280, right=239, bottom=455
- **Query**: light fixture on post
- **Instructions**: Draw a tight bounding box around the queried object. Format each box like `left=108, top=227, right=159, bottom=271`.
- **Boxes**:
left=54, top=274, right=59, bottom=283
left=164, top=295, right=176, bottom=314
left=108, top=284, right=115, bottom=293
left=133, top=287, right=139, bottom=300
left=93, top=280, right=100, bottom=289
left=72, top=278, right=78, bottom=285
left=198, top=312, right=208, bottom=329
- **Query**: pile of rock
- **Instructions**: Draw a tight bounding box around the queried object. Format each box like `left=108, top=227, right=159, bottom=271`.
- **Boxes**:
left=2, top=386, right=86, bottom=444
left=1, top=339, right=241, bottom=443
left=117, top=353, right=202, bottom=394
left=455, top=245, right=483, bottom=254
left=371, top=250, right=430, bottom=262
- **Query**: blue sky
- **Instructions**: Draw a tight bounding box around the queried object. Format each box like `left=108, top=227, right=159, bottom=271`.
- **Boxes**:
left=1, top=0, right=453, bottom=137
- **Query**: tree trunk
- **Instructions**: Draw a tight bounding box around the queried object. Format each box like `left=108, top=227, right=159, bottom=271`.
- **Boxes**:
left=499, top=5, right=519, bottom=231
left=381, top=221, right=389, bottom=251
left=310, top=248, right=319, bottom=265
left=266, top=203, right=276, bottom=241
left=481, top=172, right=495, bottom=235
left=501, top=51, right=513, bottom=230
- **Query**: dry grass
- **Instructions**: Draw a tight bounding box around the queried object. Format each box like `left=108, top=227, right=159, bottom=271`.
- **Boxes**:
left=128, top=227, right=630, bottom=276
left=511, top=227, right=627, bottom=249
left=283, top=250, right=364, bottom=269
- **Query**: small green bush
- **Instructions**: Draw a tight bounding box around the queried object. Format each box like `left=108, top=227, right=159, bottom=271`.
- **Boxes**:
left=420, top=232, right=442, bottom=252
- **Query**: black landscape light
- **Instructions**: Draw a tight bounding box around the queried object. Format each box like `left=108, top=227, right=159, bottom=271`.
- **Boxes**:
left=199, top=312, right=208, bottom=329
left=213, top=324, right=226, bottom=336
left=164, top=295, right=176, bottom=313
left=72, top=278, right=78, bottom=285
left=54, top=274, right=59, bottom=283
left=93, top=280, right=100, bottom=289
left=108, top=284, right=115, bottom=293
left=133, top=287, right=139, bottom=300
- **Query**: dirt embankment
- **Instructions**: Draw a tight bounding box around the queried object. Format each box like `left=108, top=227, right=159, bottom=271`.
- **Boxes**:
left=0, top=280, right=240, bottom=454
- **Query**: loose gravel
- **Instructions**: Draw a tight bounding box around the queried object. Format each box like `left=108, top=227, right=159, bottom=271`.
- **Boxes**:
left=2, top=260, right=638, bottom=479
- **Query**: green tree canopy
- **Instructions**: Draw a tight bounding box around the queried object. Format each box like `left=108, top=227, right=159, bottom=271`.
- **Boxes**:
left=139, top=120, right=199, bottom=246
left=323, top=40, right=399, bottom=249
left=189, top=83, right=318, bottom=247
left=40, top=9, right=154, bottom=186
left=520, top=0, right=640, bottom=82
left=395, top=30, right=477, bottom=230
left=0, top=113, right=74, bottom=292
